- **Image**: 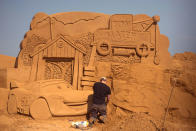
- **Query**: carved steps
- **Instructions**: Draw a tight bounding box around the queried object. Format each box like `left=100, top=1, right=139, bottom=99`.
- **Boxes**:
left=81, top=66, right=96, bottom=90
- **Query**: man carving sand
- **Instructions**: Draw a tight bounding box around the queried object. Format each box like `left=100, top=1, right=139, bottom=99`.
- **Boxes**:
left=89, top=77, right=111, bottom=124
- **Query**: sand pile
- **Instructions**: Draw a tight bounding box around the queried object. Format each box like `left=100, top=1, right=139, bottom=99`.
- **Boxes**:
left=103, top=52, right=196, bottom=131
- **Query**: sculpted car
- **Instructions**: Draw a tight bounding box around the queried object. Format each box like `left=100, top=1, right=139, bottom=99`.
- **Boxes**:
left=7, top=79, right=93, bottom=119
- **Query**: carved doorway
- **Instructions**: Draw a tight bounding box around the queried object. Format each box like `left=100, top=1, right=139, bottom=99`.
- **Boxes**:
left=44, top=58, right=73, bottom=84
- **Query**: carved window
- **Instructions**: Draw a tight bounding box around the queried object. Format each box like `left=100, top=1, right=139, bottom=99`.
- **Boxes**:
left=45, top=58, right=72, bottom=84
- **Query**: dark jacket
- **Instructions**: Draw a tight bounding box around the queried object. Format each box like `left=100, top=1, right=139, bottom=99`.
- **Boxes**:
left=92, top=82, right=111, bottom=104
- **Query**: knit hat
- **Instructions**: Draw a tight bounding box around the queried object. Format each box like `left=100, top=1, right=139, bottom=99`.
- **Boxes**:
left=100, top=77, right=107, bottom=81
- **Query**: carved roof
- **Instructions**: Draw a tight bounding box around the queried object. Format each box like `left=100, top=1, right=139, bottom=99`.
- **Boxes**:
left=30, top=34, right=86, bottom=57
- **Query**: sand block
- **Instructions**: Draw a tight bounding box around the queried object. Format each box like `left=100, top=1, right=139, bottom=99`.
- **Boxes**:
left=84, top=66, right=95, bottom=72
left=81, top=81, right=94, bottom=86
left=81, top=76, right=97, bottom=82
left=83, top=86, right=93, bottom=91
left=0, top=88, right=9, bottom=111
left=83, top=71, right=95, bottom=77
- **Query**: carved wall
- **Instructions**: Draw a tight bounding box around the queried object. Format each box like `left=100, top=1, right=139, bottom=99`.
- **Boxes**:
left=13, top=12, right=169, bottom=91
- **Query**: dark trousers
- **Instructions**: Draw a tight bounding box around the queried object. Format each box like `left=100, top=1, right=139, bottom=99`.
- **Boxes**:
left=90, top=103, right=106, bottom=118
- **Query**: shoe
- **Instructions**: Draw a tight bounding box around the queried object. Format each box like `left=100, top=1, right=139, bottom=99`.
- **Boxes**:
left=89, top=117, right=96, bottom=125
left=99, top=115, right=107, bottom=123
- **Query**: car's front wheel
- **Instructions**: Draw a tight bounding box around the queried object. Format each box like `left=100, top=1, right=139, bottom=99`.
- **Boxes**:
left=30, top=98, right=51, bottom=120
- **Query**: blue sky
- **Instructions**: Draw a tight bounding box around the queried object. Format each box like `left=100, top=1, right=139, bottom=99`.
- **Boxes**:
left=0, top=0, right=196, bottom=57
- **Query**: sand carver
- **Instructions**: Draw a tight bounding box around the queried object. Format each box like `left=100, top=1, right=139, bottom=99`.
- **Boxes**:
left=89, top=77, right=111, bottom=125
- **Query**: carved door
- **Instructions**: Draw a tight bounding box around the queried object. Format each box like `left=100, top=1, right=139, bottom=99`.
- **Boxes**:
left=45, top=58, right=73, bottom=84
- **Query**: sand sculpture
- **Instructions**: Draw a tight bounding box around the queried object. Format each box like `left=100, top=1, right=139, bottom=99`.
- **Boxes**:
left=1, top=12, right=172, bottom=120
left=1, top=12, right=196, bottom=130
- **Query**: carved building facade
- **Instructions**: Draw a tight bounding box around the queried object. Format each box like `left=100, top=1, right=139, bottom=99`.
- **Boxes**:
left=28, top=35, right=86, bottom=90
